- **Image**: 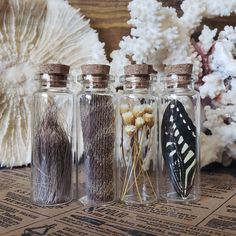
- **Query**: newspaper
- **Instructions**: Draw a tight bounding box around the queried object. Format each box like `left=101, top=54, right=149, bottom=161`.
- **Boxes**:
left=0, top=166, right=235, bottom=236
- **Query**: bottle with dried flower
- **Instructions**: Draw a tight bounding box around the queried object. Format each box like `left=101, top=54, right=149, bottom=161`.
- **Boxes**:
left=31, top=64, right=74, bottom=206
left=159, top=64, right=200, bottom=202
left=117, top=64, right=158, bottom=205
left=77, top=64, right=116, bottom=206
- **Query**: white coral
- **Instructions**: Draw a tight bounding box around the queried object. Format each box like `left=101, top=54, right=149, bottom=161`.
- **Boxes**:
left=200, top=133, right=225, bottom=167
left=211, top=41, right=236, bottom=76
left=0, top=0, right=107, bottom=167
left=201, top=28, right=236, bottom=167
left=199, top=72, right=225, bottom=99
left=219, top=26, right=236, bottom=42
left=111, top=0, right=236, bottom=167
left=201, top=105, right=236, bottom=166
left=199, top=26, right=236, bottom=166
left=111, top=0, right=180, bottom=77
left=111, top=0, right=236, bottom=80
left=199, top=26, right=217, bottom=53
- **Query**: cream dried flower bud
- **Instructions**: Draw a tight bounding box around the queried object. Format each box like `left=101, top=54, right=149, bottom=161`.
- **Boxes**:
left=144, top=105, right=153, bottom=114
left=125, top=125, right=137, bottom=136
left=135, top=117, right=145, bottom=129
left=120, top=103, right=130, bottom=114
left=132, top=105, right=145, bottom=117
left=122, top=111, right=135, bottom=125
left=143, top=113, right=154, bottom=127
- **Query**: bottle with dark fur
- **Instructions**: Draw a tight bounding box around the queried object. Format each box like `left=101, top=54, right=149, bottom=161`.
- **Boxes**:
left=31, top=64, right=74, bottom=206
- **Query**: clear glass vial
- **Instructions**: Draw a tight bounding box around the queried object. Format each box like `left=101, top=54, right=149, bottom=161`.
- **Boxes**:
left=31, top=64, right=74, bottom=206
left=116, top=64, right=159, bottom=205
left=77, top=64, right=116, bottom=206
left=159, top=64, right=200, bottom=203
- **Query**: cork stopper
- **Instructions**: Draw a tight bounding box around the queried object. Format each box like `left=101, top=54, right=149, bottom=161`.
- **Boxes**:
left=81, top=64, right=111, bottom=89
left=81, top=64, right=110, bottom=75
left=165, top=64, right=193, bottom=75
left=123, top=64, right=154, bottom=89
left=124, top=64, right=153, bottom=76
left=164, top=64, right=193, bottom=88
left=39, top=64, right=70, bottom=75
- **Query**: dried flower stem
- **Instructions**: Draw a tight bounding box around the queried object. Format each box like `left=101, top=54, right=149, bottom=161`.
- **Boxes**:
left=121, top=121, right=127, bottom=168
left=133, top=136, right=143, bottom=203
left=121, top=126, right=156, bottom=203
left=121, top=142, right=136, bottom=200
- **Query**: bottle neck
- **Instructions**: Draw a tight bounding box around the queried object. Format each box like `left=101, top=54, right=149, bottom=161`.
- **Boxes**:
left=123, top=75, right=151, bottom=92
left=123, top=85, right=151, bottom=93
left=83, top=84, right=111, bottom=93
left=39, top=74, right=68, bottom=88
left=163, top=74, right=193, bottom=89
left=81, top=74, right=110, bottom=91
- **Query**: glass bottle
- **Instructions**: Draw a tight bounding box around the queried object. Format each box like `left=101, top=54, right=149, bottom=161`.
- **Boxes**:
left=77, top=64, right=116, bottom=206
left=159, top=64, right=200, bottom=202
left=117, top=64, right=159, bottom=205
left=31, top=64, right=74, bottom=206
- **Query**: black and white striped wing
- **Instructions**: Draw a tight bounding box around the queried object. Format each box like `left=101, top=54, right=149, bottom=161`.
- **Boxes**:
left=161, top=100, right=197, bottom=198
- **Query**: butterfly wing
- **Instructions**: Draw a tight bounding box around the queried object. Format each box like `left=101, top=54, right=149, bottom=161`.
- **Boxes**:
left=161, top=100, right=197, bottom=197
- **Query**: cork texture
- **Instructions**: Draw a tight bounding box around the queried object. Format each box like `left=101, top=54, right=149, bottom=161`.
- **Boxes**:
left=165, top=64, right=193, bottom=75
left=124, top=64, right=154, bottom=76
left=81, top=64, right=110, bottom=75
left=39, top=64, right=70, bottom=75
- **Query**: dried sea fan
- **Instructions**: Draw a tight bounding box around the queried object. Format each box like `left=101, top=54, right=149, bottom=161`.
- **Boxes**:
left=0, top=0, right=107, bottom=167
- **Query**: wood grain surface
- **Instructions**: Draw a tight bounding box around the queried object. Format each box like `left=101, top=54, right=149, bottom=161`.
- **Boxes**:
left=69, top=0, right=236, bottom=60
left=69, top=0, right=130, bottom=60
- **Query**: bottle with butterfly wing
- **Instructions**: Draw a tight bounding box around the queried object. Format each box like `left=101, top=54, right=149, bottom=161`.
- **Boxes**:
left=117, top=64, right=159, bottom=205
left=159, top=64, right=200, bottom=202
